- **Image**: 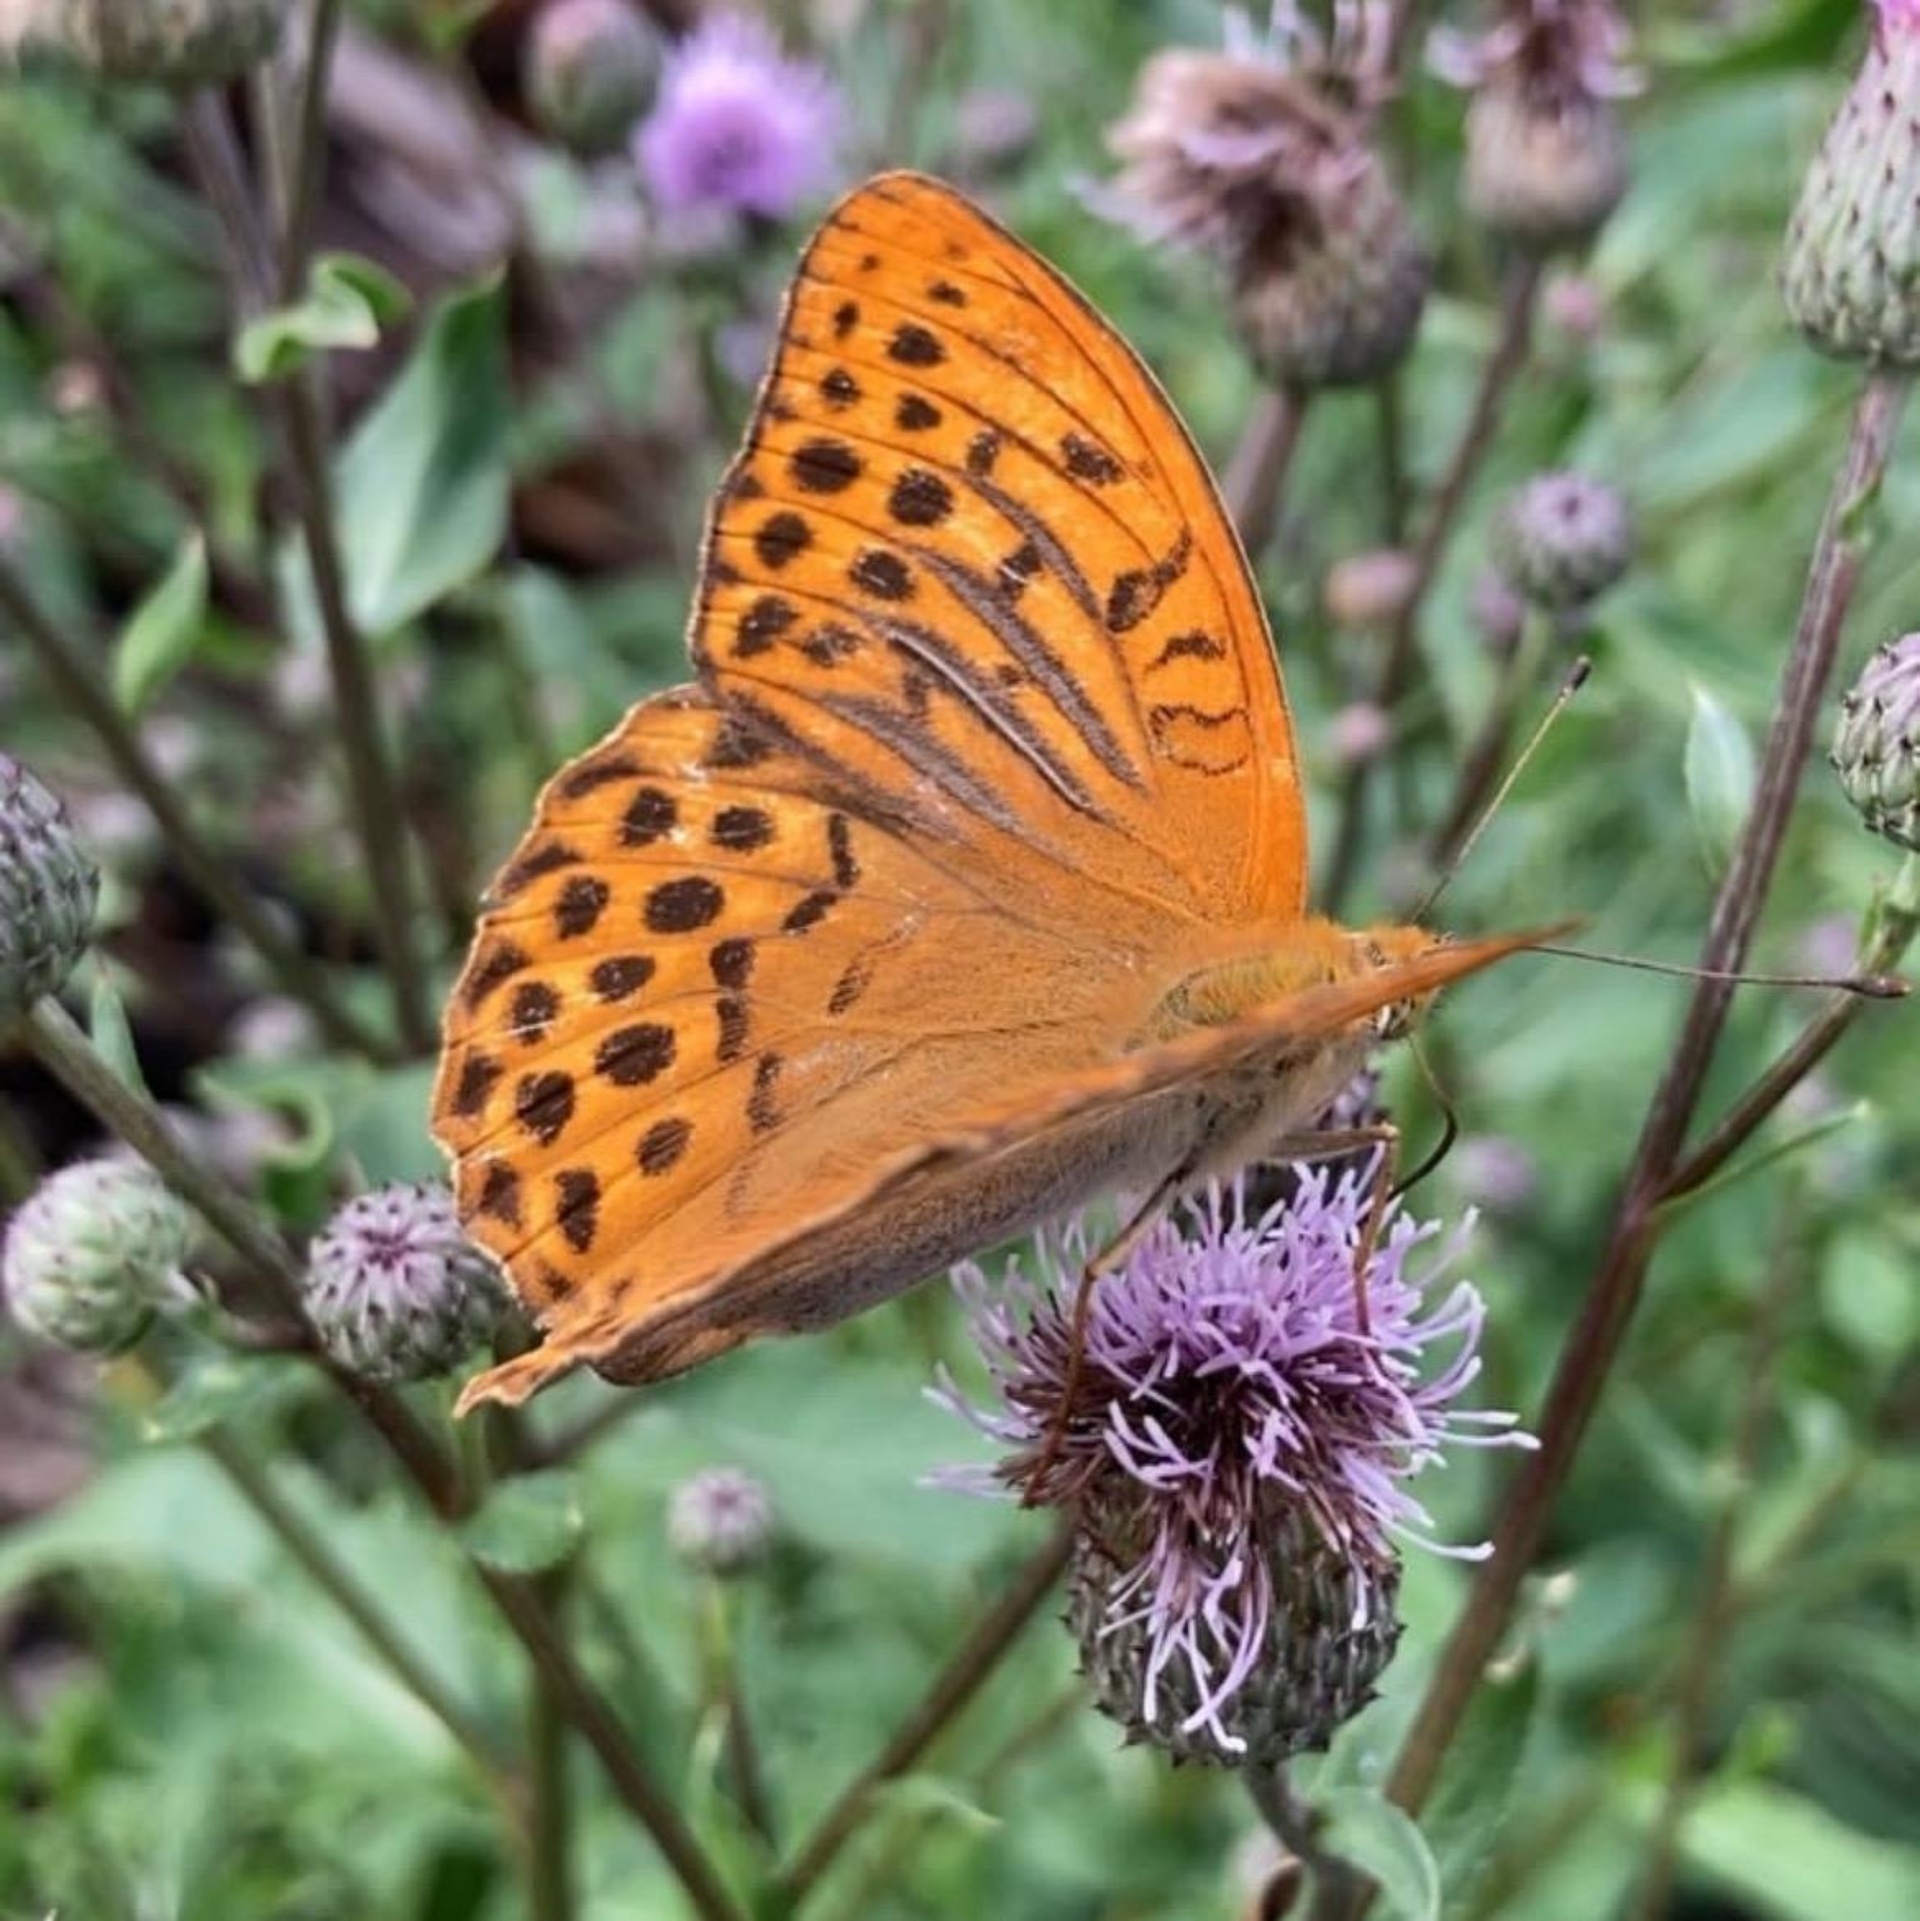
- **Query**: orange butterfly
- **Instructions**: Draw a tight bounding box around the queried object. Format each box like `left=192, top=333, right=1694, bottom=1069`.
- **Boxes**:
left=434, top=172, right=1544, bottom=1415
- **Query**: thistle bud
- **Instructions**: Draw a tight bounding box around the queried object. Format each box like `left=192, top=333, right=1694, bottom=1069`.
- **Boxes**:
left=1103, top=26, right=1428, bottom=390
left=0, top=752, right=99, bottom=1028
left=1782, top=3, right=1920, bottom=366
left=3, top=1159, right=193, bottom=1354
left=1492, top=470, right=1632, bottom=613
left=1435, top=1, right=1639, bottom=252
left=1070, top=1510, right=1403, bottom=1766
left=668, top=1466, right=775, bottom=1576
left=525, top=0, right=660, bottom=156
left=7, top=0, right=289, bottom=85
left=302, top=1184, right=505, bottom=1383
left=1833, top=633, right=1920, bottom=850
left=1323, top=549, right=1418, bottom=632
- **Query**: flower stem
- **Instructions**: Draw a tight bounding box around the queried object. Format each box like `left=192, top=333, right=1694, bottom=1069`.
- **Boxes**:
left=698, top=1577, right=778, bottom=1851
left=1384, top=366, right=1911, bottom=1820
left=1246, top=1767, right=1368, bottom=1920
left=1325, top=257, right=1544, bottom=914
left=771, top=1527, right=1071, bottom=1908
left=278, top=0, right=345, bottom=298
left=0, top=562, right=394, bottom=1060
left=1224, top=386, right=1311, bottom=559
left=526, top=1571, right=577, bottom=1921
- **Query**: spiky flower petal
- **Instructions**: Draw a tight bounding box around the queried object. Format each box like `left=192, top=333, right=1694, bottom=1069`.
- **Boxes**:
left=0, top=752, right=99, bottom=1028
left=302, top=1184, right=506, bottom=1383
left=1102, top=17, right=1427, bottom=388
left=4, top=1158, right=193, bottom=1354
left=934, top=1165, right=1531, bottom=1766
left=1781, top=3, right=1920, bottom=366
left=1833, top=633, right=1920, bottom=850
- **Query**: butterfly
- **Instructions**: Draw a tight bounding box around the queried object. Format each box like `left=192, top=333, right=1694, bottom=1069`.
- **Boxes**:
left=433, top=171, right=1545, bottom=1415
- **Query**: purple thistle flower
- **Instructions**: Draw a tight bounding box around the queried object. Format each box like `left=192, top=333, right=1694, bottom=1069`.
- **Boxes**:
left=932, top=1162, right=1531, bottom=1762
left=635, top=13, right=839, bottom=221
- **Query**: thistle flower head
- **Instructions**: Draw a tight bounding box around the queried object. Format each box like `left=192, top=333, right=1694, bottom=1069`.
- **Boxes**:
left=668, top=1466, right=776, bottom=1576
left=934, top=1164, right=1530, bottom=1763
left=1492, top=468, right=1633, bottom=613
left=1781, top=3, right=1920, bottom=366
left=1100, top=11, right=1427, bottom=388
left=1833, top=633, right=1920, bottom=850
left=1433, top=1, right=1639, bottom=249
left=4, top=1158, right=194, bottom=1354
left=525, top=0, right=661, bottom=155
left=635, top=13, right=839, bottom=221
left=5, top=0, right=288, bottom=84
left=0, top=751, right=99, bottom=1028
left=302, top=1183, right=506, bottom=1383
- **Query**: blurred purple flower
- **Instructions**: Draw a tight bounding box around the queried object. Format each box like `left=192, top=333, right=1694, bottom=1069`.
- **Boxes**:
left=1429, top=0, right=1640, bottom=104
left=933, top=1163, right=1531, bottom=1754
left=636, top=13, right=839, bottom=220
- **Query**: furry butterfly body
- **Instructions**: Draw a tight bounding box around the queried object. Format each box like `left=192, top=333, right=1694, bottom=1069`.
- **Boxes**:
left=433, top=173, right=1541, bottom=1413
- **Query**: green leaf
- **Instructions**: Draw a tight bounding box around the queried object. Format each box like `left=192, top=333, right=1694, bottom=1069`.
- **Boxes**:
left=1421, top=1657, right=1541, bottom=1901
left=1318, top=1789, right=1441, bottom=1921
left=459, top=1468, right=584, bottom=1574
left=234, top=253, right=413, bottom=384
left=1819, top=1224, right=1916, bottom=1365
left=1684, top=683, right=1756, bottom=877
left=113, top=532, right=208, bottom=713
left=329, top=278, right=509, bottom=636
left=87, top=968, right=148, bottom=1095
left=141, top=1351, right=310, bottom=1443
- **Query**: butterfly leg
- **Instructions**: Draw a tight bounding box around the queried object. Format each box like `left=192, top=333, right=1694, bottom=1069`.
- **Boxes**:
left=1018, top=1167, right=1193, bottom=1509
left=1262, top=1125, right=1401, bottom=1334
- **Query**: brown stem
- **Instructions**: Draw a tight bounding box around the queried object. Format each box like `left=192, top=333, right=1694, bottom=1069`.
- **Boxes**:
left=1325, top=259, right=1544, bottom=914
left=773, top=1527, right=1071, bottom=1906
left=1624, top=1213, right=1802, bottom=1921
left=0, top=563, right=393, bottom=1059
left=1246, top=1767, right=1369, bottom=1920
left=1384, top=367, right=1912, bottom=1819
left=278, top=0, right=344, bottom=300
left=1223, top=386, right=1311, bottom=560
left=1375, top=376, right=1409, bottom=545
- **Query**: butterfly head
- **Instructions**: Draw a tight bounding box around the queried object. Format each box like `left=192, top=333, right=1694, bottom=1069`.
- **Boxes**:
left=1352, top=924, right=1454, bottom=1041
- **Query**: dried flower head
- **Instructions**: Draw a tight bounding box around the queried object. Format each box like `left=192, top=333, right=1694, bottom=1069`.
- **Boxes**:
left=1492, top=469, right=1633, bottom=613
left=1101, top=9, right=1427, bottom=388
left=1833, top=633, right=1920, bottom=850
left=526, top=0, right=661, bottom=155
left=0, top=751, right=99, bottom=1028
left=4, top=1158, right=194, bottom=1354
left=668, top=1466, right=776, bottom=1576
left=635, top=12, right=839, bottom=220
left=935, top=1164, right=1530, bottom=1764
left=1433, top=1, right=1639, bottom=250
left=302, top=1183, right=506, bottom=1383
left=1781, top=1, right=1920, bottom=367
left=4, top=0, right=288, bottom=84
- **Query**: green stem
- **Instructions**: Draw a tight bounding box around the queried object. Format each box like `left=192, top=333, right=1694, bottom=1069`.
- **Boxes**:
left=279, top=0, right=345, bottom=300
left=527, top=1571, right=576, bottom=1921
left=0, top=560, right=394, bottom=1059
left=699, top=1576, right=777, bottom=1852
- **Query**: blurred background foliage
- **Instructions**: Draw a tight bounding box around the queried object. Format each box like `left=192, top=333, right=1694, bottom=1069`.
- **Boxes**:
left=2, top=0, right=1919, bottom=1917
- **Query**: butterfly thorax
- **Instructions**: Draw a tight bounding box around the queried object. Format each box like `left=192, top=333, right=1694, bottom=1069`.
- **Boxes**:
left=1145, top=917, right=1443, bottom=1042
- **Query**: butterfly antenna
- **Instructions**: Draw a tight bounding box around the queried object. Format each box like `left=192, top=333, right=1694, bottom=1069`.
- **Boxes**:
left=1414, top=655, right=1593, bottom=921
left=1391, top=1036, right=1460, bottom=1199
left=1531, top=945, right=1907, bottom=999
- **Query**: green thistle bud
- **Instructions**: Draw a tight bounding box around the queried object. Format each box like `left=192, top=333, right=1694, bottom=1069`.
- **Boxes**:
left=6, top=0, right=288, bottom=84
left=668, top=1466, right=775, bottom=1576
left=1782, top=4, right=1920, bottom=366
left=3, top=1158, right=193, bottom=1354
left=302, top=1184, right=506, bottom=1383
left=1070, top=1510, right=1403, bottom=1767
left=0, top=752, right=99, bottom=1028
left=524, top=0, right=660, bottom=156
left=1833, top=633, right=1920, bottom=850
left=1492, top=469, right=1633, bottom=613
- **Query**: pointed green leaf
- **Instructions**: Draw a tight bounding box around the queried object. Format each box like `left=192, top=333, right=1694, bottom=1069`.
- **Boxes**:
left=113, top=532, right=208, bottom=713
left=1684, top=682, right=1757, bottom=877
left=459, top=1469, right=584, bottom=1575
left=235, top=253, right=413, bottom=384
left=1318, top=1789, right=1441, bottom=1921
left=142, top=1352, right=310, bottom=1443
left=330, top=278, right=510, bottom=636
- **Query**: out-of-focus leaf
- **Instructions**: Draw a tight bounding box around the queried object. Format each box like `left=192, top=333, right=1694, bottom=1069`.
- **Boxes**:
left=141, top=1351, right=310, bottom=1443
left=1680, top=1779, right=1920, bottom=1919
left=1318, top=1789, right=1440, bottom=1921
left=87, top=967, right=147, bottom=1094
left=459, top=1469, right=584, bottom=1574
left=328, top=279, right=509, bottom=636
left=234, top=253, right=412, bottom=383
left=1685, top=683, right=1757, bottom=876
left=1819, top=1223, right=1916, bottom=1364
left=1421, top=1656, right=1540, bottom=1901
left=112, top=531, right=207, bottom=712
